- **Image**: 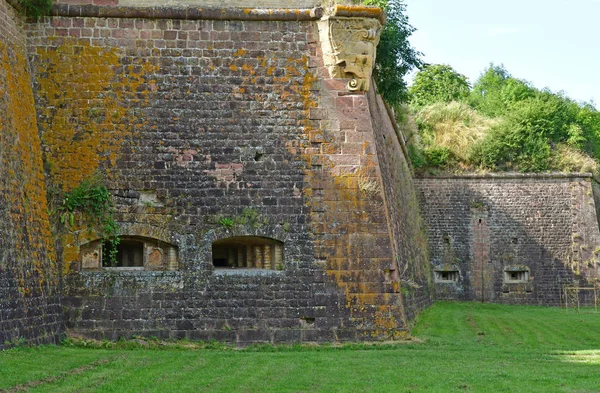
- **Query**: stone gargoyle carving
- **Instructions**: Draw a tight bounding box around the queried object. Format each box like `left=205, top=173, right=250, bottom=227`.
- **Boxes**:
left=318, top=16, right=382, bottom=92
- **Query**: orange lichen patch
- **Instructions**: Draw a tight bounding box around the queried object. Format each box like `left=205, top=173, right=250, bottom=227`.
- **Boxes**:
left=0, top=41, right=57, bottom=295
left=233, top=48, right=247, bottom=57
left=374, top=305, right=401, bottom=329
left=241, top=64, right=254, bottom=73
left=229, top=64, right=238, bottom=72
left=36, top=38, right=158, bottom=192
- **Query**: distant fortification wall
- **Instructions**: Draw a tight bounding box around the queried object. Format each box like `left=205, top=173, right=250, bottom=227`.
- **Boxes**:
left=24, top=2, right=427, bottom=343
left=0, top=0, right=63, bottom=348
left=416, top=174, right=600, bottom=305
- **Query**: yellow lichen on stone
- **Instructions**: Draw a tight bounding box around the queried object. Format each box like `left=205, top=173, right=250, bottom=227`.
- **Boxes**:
left=0, top=41, right=57, bottom=293
left=36, top=39, right=158, bottom=192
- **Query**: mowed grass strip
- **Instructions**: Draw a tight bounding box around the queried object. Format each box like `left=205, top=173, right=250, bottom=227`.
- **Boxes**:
left=1, top=302, right=600, bottom=392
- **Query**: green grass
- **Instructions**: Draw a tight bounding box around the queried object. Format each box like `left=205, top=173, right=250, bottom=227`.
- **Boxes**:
left=2, top=302, right=600, bottom=392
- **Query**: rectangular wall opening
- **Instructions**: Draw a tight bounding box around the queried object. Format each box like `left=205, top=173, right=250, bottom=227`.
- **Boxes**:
left=434, top=270, right=459, bottom=283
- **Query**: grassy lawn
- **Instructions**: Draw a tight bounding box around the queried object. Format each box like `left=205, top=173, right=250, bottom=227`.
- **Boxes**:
left=2, top=302, right=600, bottom=392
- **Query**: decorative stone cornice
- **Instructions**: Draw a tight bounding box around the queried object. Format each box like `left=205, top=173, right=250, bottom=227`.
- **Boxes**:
left=318, top=5, right=382, bottom=92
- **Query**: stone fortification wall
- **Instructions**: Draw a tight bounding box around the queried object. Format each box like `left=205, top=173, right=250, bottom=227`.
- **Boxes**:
left=0, top=0, right=64, bottom=349
left=415, top=174, right=600, bottom=305
left=26, top=3, right=414, bottom=343
left=367, top=89, right=432, bottom=319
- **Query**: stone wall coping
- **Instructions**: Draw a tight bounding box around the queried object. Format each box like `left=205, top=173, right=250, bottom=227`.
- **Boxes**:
left=415, top=172, right=594, bottom=180
left=49, top=3, right=383, bottom=21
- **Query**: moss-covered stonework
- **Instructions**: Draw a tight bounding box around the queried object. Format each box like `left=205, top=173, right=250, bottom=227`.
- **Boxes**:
left=0, top=0, right=63, bottom=349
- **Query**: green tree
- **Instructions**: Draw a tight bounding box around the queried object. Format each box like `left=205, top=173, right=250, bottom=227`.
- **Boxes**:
left=362, top=0, right=422, bottom=105
left=470, top=64, right=535, bottom=116
left=409, top=64, right=470, bottom=106
left=470, top=93, right=583, bottom=172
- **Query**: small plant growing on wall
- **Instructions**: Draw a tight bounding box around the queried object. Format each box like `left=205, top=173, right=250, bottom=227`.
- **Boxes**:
left=55, top=174, right=120, bottom=265
left=218, top=217, right=234, bottom=229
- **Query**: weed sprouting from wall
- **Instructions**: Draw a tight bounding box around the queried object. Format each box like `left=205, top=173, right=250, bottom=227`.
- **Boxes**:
left=55, top=174, right=120, bottom=266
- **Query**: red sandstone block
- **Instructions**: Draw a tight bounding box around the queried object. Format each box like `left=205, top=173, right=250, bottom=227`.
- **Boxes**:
left=353, top=96, right=368, bottom=107
left=51, top=18, right=72, bottom=28
left=341, top=107, right=370, bottom=122
left=119, top=19, right=134, bottom=29
left=323, top=78, right=347, bottom=92
left=342, top=143, right=365, bottom=155
left=340, top=120, right=356, bottom=130
left=330, top=155, right=361, bottom=166
left=162, top=30, right=176, bottom=40
left=123, top=30, right=139, bottom=39
left=336, top=96, right=354, bottom=108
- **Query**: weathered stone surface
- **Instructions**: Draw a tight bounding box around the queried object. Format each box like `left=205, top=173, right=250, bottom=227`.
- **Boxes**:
left=0, top=0, right=64, bottom=349
left=22, top=4, right=414, bottom=344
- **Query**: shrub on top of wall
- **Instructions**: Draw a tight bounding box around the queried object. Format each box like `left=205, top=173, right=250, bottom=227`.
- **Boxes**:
left=17, top=0, right=53, bottom=18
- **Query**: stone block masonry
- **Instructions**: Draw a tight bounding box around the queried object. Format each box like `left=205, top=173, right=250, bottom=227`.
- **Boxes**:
left=23, top=2, right=427, bottom=344
left=3, top=0, right=600, bottom=347
left=415, top=174, right=600, bottom=306
left=0, top=0, right=64, bottom=349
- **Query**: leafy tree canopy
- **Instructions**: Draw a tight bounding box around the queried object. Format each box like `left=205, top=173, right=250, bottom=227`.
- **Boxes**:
left=409, top=64, right=470, bottom=106
left=470, top=64, right=536, bottom=117
left=361, top=0, right=422, bottom=105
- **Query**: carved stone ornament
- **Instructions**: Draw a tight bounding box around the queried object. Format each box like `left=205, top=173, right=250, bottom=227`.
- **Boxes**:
left=318, top=16, right=382, bottom=92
